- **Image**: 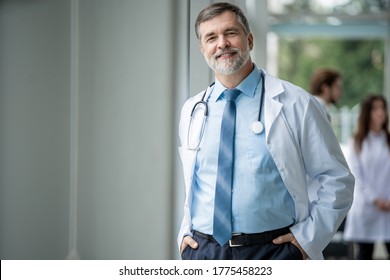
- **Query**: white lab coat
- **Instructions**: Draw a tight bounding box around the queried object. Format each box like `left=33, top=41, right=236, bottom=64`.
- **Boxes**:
left=177, top=69, right=355, bottom=260
left=344, top=132, right=390, bottom=242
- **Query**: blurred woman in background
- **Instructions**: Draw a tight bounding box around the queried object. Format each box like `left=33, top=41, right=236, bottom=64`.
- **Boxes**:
left=344, top=94, right=390, bottom=259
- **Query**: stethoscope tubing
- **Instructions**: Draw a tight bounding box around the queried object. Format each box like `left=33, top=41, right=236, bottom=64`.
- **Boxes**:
left=187, top=72, right=265, bottom=150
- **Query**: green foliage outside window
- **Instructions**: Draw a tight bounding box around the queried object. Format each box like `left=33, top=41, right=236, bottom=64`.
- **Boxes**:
left=277, top=38, right=385, bottom=109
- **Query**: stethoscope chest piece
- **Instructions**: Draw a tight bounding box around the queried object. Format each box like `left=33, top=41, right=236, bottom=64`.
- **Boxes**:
left=251, top=121, right=264, bottom=134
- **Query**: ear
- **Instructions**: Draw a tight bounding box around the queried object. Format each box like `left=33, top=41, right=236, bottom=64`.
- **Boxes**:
left=248, top=33, right=254, bottom=50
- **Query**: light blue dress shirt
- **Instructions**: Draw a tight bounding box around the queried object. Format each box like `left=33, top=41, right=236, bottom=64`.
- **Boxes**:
left=191, top=67, right=295, bottom=235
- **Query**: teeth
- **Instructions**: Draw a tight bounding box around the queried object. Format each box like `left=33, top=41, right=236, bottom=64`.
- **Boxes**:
left=218, top=52, right=233, bottom=58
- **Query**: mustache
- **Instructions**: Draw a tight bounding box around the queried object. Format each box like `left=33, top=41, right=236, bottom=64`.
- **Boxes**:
left=214, top=47, right=241, bottom=59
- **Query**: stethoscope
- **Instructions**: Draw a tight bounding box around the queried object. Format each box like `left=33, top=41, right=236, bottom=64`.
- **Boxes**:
left=187, top=72, right=265, bottom=151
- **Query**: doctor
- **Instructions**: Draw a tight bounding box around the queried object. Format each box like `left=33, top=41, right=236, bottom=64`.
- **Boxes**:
left=343, top=95, right=390, bottom=259
left=177, top=2, right=354, bottom=260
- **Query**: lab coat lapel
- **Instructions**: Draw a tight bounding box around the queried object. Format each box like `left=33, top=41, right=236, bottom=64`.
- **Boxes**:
left=263, top=72, right=284, bottom=140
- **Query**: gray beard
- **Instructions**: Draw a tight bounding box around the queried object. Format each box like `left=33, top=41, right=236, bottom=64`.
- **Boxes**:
left=207, top=49, right=250, bottom=75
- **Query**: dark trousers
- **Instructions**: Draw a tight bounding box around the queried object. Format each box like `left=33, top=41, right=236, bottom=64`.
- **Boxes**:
left=355, top=242, right=390, bottom=260
left=181, top=231, right=303, bottom=260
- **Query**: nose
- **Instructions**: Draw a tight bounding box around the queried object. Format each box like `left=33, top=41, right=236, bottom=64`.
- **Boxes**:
left=217, top=35, right=230, bottom=49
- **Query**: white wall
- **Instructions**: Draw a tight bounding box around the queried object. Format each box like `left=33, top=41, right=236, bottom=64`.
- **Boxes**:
left=0, top=0, right=182, bottom=260
left=76, top=0, right=177, bottom=259
left=0, top=0, right=70, bottom=259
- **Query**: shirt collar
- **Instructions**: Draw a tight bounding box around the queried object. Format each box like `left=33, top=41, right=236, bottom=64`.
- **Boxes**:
left=368, top=130, right=385, bottom=139
left=210, top=66, right=261, bottom=102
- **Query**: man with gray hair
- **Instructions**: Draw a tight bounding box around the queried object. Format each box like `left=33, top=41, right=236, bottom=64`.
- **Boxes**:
left=177, top=2, right=354, bottom=260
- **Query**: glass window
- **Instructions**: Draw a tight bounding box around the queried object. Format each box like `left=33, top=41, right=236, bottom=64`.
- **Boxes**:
left=268, top=0, right=390, bottom=16
left=276, top=37, right=384, bottom=143
left=267, top=0, right=388, bottom=144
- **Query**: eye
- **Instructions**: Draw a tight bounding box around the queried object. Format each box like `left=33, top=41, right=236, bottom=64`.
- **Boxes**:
left=226, top=30, right=238, bottom=36
left=206, top=36, right=216, bottom=43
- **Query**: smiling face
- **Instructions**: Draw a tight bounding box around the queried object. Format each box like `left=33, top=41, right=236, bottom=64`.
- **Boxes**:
left=198, top=11, right=253, bottom=77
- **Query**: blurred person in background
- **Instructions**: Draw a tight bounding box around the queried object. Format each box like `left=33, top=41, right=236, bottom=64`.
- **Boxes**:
left=309, top=68, right=343, bottom=122
left=343, top=94, right=390, bottom=259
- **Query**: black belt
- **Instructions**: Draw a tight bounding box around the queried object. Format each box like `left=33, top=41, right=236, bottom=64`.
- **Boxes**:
left=193, top=226, right=291, bottom=247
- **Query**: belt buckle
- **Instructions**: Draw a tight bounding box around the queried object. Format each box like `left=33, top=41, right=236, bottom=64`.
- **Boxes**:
left=229, top=234, right=243, bottom=247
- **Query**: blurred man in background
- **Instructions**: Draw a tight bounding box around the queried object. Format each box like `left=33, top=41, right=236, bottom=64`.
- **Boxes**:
left=310, top=68, right=343, bottom=122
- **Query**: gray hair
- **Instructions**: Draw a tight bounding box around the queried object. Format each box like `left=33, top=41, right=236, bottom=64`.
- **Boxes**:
left=195, top=2, right=251, bottom=40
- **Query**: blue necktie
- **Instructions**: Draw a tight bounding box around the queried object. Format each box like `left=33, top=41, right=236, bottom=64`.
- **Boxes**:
left=213, top=89, right=241, bottom=246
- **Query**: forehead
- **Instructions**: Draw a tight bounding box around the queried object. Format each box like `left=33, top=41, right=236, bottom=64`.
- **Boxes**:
left=198, top=11, right=242, bottom=36
left=372, top=99, right=385, bottom=108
